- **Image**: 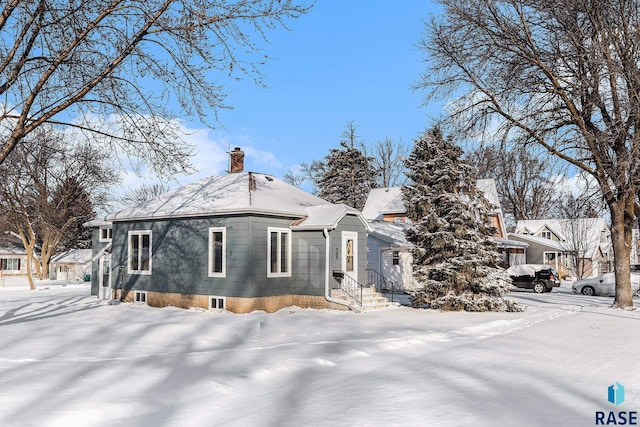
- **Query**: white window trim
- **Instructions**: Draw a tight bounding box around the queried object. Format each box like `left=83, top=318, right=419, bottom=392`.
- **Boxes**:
left=208, top=295, right=226, bottom=310
left=208, top=227, right=227, bottom=278
left=267, top=227, right=292, bottom=278
left=99, top=226, right=112, bottom=242
left=128, top=230, right=152, bottom=275
left=133, top=290, right=148, bottom=304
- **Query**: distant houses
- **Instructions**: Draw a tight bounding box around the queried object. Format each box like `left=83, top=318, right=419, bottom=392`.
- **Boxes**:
left=0, top=234, right=30, bottom=277
left=509, top=218, right=612, bottom=279
left=49, top=249, right=92, bottom=281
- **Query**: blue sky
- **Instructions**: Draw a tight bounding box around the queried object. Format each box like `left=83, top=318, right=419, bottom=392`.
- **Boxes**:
left=124, top=1, right=442, bottom=190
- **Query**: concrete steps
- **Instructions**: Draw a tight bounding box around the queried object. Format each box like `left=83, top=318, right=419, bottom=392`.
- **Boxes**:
left=331, top=287, right=396, bottom=311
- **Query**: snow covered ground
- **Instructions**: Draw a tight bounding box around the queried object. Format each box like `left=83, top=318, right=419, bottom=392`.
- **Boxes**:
left=1, top=276, right=639, bottom=427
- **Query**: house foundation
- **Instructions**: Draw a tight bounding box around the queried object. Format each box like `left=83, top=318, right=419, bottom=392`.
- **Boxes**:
left=115, top=289, right=349, bottom=313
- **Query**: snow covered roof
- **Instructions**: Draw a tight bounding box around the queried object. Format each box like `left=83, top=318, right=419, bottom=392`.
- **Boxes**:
left=51, top=249, right=93, bottom=264
left=83, top=219, right=112, bottom=228
left=106, top=172, right=333, bottom=222
left=362, top=187, right=405, bottom=220
left=290, top=204, right=369, bottom=231
left=476, top=179, right=501, bottom=211
left=362, top=180, right=503, bottom=221
left=514, top=218, right=608, bottom=258
left=507, top=233, right=567, bottom=251
left=493, top=237, right=529, bottom=249
left=368, top=221, right=412, bottom=246
left=0, top=233, right=26, bottom=255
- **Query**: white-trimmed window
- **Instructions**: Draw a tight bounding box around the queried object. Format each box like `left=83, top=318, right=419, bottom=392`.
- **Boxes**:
left=267, top=227, right=291, bottom=277
left=208, top=227, right=226, bottom=277
left=133, top=290, right=147, bottom=304
left=1, top=258, right=20, bottom=271
left=128, top=230, right=152, bottom=274
left=99, top=226, right=112, bottom=242
left=209, top=296, right=226, bottom=310
left=540, top=231, right=552, bottom=240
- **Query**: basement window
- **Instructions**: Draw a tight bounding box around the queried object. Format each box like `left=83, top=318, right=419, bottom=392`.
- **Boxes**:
left=133, top=291, right=147, bottom=304
left=209, top=296, right=226, bottom=310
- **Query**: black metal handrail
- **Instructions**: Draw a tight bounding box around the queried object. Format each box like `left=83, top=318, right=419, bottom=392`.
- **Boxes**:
left=366, top=268, right=397, bottom=303
left=332, top=270, right=365, bottom=307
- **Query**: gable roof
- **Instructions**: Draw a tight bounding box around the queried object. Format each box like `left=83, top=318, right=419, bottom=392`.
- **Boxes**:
left=290, top=204, right=369, bottom=231
left=0, top=232, right=26, bottom=255
left=106, top=172, right=333, bottom=222
left=476, top=179, right=501, bottom=211
left=362, top=180, right=504, bottom=222
left=514, top=218, right=608, bottom=258
left=362, top=188, right=405, bottom=221
left=51, top=249, right=92, bottom=264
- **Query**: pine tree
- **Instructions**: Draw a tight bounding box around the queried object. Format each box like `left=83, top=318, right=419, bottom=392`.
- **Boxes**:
left=402, top=127, right=522, bottom=312
left=317, top=123, right=377, bottom=210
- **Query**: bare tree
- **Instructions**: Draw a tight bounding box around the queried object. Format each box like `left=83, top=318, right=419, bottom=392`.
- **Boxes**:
left=119, top=183, right=170, bottom=207
left=0, top=0, right=310, bottom=175
left=362, top=137, right=409, bottom=188
left=418, top=0, right=640, bottom=308
left=0, top=128, right=118, bottom=289
left=282, top=170, right=306, bottom=188
left=467, top=144, right=564, bottom=230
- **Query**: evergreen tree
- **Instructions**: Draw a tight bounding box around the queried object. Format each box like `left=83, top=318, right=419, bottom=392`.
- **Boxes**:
left=402, top=127, right=522, bottom=312
left=317, top=123, right=377, bottom=210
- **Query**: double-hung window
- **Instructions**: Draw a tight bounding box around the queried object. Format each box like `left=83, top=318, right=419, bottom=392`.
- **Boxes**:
left=128, top=230, right=152, bottom=274
left=99, top=226, right=112, bottom=242
left=1, top=258, right=20, bottom=271
left=208, top=227, right=226, bottom=277
left=268, top=227, right=291, bottom=277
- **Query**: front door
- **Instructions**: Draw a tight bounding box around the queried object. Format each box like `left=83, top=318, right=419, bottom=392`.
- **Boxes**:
left=98, top=254, right=111, bottom=300
left=341, top=231, right=358, bottom=282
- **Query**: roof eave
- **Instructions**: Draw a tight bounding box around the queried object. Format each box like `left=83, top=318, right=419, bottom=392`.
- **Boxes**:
left=106, top=208, right=310, bottom=222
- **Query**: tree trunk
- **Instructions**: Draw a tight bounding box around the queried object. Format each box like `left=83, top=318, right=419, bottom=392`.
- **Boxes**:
left=610, top=201, right=634, bottom=309
left=19, top=231, right=36, bottom=291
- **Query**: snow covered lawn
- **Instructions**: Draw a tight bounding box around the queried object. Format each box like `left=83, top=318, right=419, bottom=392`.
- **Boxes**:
left=1, top=277, right=639, bottom=426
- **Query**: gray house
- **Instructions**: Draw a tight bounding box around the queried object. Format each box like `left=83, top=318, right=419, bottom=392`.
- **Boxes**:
left=88, top=151, right=375, bottom=313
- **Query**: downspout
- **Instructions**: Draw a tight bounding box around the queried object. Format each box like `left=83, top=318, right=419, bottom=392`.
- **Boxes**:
left=323, top=228, right=354, bottom=310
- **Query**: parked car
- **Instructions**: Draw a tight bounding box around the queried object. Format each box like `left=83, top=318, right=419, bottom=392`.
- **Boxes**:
left=506, top=264, right=561, bottom=293
left=571, top=272, right=640, bottom=296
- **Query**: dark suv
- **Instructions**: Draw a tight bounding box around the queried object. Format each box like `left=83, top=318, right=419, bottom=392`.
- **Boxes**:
left=506, top=264, right=561, bottom=293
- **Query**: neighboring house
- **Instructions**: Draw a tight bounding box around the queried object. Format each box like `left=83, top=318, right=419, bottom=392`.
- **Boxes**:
left=86, top=149, right=376, bottom=313
left=0, top=234, right=30, bottom=277
left=510, top=218, right=612, bottom=279
left=362, top=179, right=527, bottom=291
left=83, top=219, right=113, bottom=300
left=49, top=249, right=93, bottom=281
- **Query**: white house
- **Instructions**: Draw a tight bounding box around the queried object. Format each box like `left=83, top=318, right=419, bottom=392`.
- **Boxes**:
left=0, top=235, right=30, bottom=277
left=50, top=249, right=93, bottom=281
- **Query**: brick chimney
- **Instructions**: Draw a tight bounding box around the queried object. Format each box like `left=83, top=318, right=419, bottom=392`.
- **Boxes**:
left=229, top=147, right=245, bottom=173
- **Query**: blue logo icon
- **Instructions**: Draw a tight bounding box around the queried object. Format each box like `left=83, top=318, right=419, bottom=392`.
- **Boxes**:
left=608, top=382, right=625, bottom=406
